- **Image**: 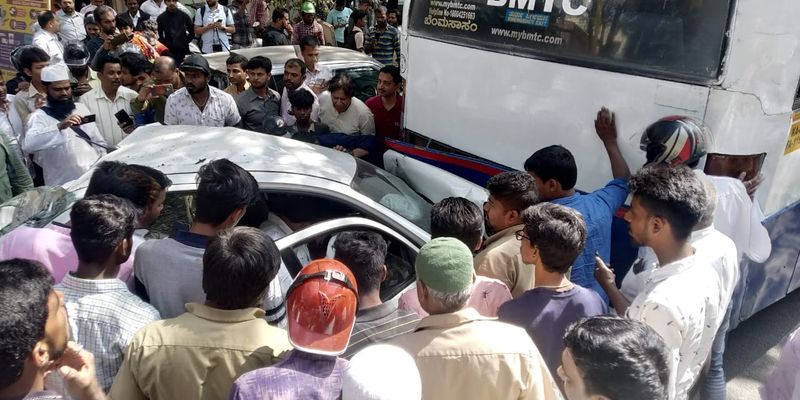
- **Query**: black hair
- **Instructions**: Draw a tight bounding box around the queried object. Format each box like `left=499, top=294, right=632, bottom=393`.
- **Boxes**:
left=289, top=88, right=316, bottom=110
left=38, top=11, right=56, bottom=29
left=628, top=164, right=707, bottom=241
left=284, top=58, right=306, bottom=76
left=486, top=171, right=538, bottom=212
left=84, top=161, right=161, bottom=214
left=120, top=52, right=152, bottom=76
left=84, top=161, right=164, bottom=220
left=84, top=14, right=97, bottom=26
left=328, top=73, right=356, bottom=98
left=271, top=7, right=288, bottom=22
left=203, top=227, right=280, bottom=309
left=20, top=46, right=50, bottom=74
left=96, top=53, right=121, bottom=74
left=430, top=197, right=483, bottom=250
left=564, top=315, right=670, bottom=400
left=226, top=53, right=248, bottom=69
left=0, top=259, right=53, bottom=390
left=115, top=14, right=133, bottom=30
left=524, top=145, right=578, bottom=190
left=351, top=9, right=368, bottom=23
left=379, top=65, right=402, bottom=85
left=128, top=164, right=172, bottom=191
left=299, top=35, right=319, bottom=52
left=70, top=195, right=136, bottom=264
left=333, top=231, right=388, bottom=293
left=195, top=159, right=259, bottom=226
left=521, top=203, right=586, bottom=273
left=245, top=56, right=272, bottom=74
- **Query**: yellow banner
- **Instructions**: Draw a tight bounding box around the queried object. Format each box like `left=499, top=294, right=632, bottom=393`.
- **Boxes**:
left=0, top=0, right=51, bottom=80
left=786, top=111, right=800, bottom=155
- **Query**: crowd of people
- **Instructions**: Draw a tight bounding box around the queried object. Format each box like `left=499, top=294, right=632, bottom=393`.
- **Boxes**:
left=1, top=0, right=404, bottom=189
left=0, top=0, right=797, bottom=399
left=1, top=92, right=796, bottom=400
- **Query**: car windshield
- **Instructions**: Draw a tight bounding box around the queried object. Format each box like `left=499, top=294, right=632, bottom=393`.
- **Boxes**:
left=351, top=160, right=432, bottom=232
left=0, top=187, right=76, bottom=235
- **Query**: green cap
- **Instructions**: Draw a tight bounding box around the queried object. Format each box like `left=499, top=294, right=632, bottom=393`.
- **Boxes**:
left=415, top=237, right=474, bottom=293
left=301, top=1, right=316, bottom=14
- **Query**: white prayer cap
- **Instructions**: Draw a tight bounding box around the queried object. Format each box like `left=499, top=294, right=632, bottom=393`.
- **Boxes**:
left=342, top=344, right=421, bottom=400
left=41, top=63, right=70, bottom=83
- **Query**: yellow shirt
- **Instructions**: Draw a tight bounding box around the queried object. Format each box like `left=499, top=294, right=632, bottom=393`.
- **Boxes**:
left=109, top=303, right=293, bottom=400
left=474, top=224, right=535, bottom=298
left=224, top=81, right=251, bottom=98
left=390, top=308, right=562, bottom=400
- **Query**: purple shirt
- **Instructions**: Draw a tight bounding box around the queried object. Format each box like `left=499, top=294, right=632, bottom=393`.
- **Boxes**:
left=229, top=350, right=348, bottom=400
left=497, top=285, right=607, bottom=379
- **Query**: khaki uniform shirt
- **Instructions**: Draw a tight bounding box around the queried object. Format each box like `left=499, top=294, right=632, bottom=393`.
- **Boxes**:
left=224, top=81, right=250, bottom=98
left=390, top=308, right=561, bottom=400
left=109, top=303, right=293, bottom=400
left=474, top=224, right=535, bottom=298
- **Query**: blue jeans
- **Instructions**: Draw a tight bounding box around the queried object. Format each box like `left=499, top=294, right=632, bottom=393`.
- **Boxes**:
left=702, top=305, right=733, bottom=400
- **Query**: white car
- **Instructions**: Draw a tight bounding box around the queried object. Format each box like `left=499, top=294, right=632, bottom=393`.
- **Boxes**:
left=1, top=124, right=436, bottom=300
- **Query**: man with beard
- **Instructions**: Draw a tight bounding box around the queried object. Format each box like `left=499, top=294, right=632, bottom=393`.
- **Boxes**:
left=365, top=65, right=402, bottom=152
left=89, top=6, right=122, bottom=72
left=24, top=63, right=108, bottom=186
left=236, top=56, right=280, bottom=134
left=262, top=8, right=291, bottom=47
left=474, top=171, right=538, bottom=298
left=57, top=0, right=87, bottom=44
left=291, top=2, right=325, bottom=45
left=0, top=259, right=107, bottom=400
left=364, top=6, right=399, bottom=66
left=80, top=54, right=137, bottom=146
left=156, top=0, right=194, bottom=63
left=164, top=55, right=240, bottom=126
left=280, top=58, right=318, bottom=127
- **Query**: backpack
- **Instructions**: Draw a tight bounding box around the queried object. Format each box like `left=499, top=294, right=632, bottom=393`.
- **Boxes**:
left=195, top=4, right=232, bottom=51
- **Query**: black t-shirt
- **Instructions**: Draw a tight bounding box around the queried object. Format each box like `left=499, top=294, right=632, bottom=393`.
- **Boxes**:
left=262, top=26, right=290, bottom=46
left=157, top=10, right=194, bottom=53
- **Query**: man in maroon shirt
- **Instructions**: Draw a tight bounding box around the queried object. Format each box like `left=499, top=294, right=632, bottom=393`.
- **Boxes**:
left=365, top=65, right=403, bottom=152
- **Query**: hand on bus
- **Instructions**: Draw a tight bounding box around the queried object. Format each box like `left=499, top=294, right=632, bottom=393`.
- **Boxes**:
left=740, top=171, right=764, bottom=199
left=594, top=107, right=618, bottom=143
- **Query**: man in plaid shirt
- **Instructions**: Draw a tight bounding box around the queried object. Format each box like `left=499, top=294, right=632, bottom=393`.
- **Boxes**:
left=230, top=0, right=255, bottom=49
left=292, top=1, right=325, bottom=45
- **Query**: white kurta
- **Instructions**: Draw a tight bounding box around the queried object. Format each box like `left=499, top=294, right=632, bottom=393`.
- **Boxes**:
left=23, top=103, right=107, bottom=186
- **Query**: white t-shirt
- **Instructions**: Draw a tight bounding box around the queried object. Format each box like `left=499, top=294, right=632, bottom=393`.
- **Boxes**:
left=194, top=4, right=234, bottom=53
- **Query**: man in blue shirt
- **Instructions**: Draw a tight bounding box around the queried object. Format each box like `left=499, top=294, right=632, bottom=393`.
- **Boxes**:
left=523, top=107, right=630, bottom=302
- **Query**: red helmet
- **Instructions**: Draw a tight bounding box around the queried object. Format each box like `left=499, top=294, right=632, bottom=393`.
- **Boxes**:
left=286, top=259, right=359, bottom=356
left=640, top=116, right=711, bottom=166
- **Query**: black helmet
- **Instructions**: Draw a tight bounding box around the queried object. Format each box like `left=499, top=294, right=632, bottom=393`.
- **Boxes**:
left=63, top=40, right=90, bottom=67
left=10, top=45, right=36, bottom=72
left=179, top=54, right=211, bottom=75
left=262, top=116, right=288, bottom=136
left=640, top=116, right=711, bottom=166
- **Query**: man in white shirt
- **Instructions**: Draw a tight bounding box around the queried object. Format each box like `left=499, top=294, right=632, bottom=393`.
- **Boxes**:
left=33, top=11, right=65, bottom=66
left=79, top=54, right=137, bottom=146
left=23, top=64, right=107, bottom=186
left=300, top=36, right=333, bottom=95
left=280, top=58, right=318, bottom=126
left=141, top=0, right=192, bottom=19
left=319, top=73, right=375, bottom=158
left=597, top=165, right=723, bottom=399
left=80, top=0, right=112, bottom=18
left=164, top=54, right=240, bottom=126
left=57, top=0, right=86, bottom=44
left=194, top=0, right=235, bottom=53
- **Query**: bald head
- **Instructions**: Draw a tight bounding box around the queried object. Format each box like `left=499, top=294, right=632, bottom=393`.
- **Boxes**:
left=152, top=56, right=177, bottom=84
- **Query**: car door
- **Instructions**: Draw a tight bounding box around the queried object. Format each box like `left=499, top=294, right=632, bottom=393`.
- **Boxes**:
left=275, top=216, right=420, bottom=302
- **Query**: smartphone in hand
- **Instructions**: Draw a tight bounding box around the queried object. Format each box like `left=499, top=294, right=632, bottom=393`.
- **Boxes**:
left=110, top=32, right=133, bottom=47
left=114, top=110, right=134, bottom=128
left=80, top=114, right=96, bottom=124
left=151, top=84, right=173, bottom=97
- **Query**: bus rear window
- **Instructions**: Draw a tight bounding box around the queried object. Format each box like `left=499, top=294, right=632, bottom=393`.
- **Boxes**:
left=408, top=0, right=733, bottom=83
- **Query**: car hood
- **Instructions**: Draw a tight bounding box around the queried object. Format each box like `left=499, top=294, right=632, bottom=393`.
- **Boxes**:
left=67, top=124, right=358, bottom=190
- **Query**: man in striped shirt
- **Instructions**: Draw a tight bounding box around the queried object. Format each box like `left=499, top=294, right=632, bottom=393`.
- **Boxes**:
left=56, top=194, right=161, bottom=392
left=365, top=6, right=399, bottom=66
left=335, top=231, right=420, bottom=358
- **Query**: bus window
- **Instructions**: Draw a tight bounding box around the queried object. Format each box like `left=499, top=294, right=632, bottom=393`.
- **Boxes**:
left=408, top=0, right=733, bottom=84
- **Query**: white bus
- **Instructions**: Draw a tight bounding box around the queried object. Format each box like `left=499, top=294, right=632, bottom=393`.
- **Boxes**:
left=395, top=0, right=800, bottom=325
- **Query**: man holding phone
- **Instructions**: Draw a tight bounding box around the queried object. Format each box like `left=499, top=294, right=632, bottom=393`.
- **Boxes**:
left=24, top=64, right=108, bottom=186
left=194, top=0, right=235, bottom=54
left=80, top=54, right=138, bottom=146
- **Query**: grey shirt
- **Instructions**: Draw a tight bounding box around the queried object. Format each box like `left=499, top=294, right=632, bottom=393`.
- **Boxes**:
left=134, top=230, right=287, bottom=326
left=236, top=87, right=281, bottom=134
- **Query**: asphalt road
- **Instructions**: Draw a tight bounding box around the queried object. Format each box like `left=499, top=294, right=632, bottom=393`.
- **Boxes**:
left=725, top=288, right=800, bottom=399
